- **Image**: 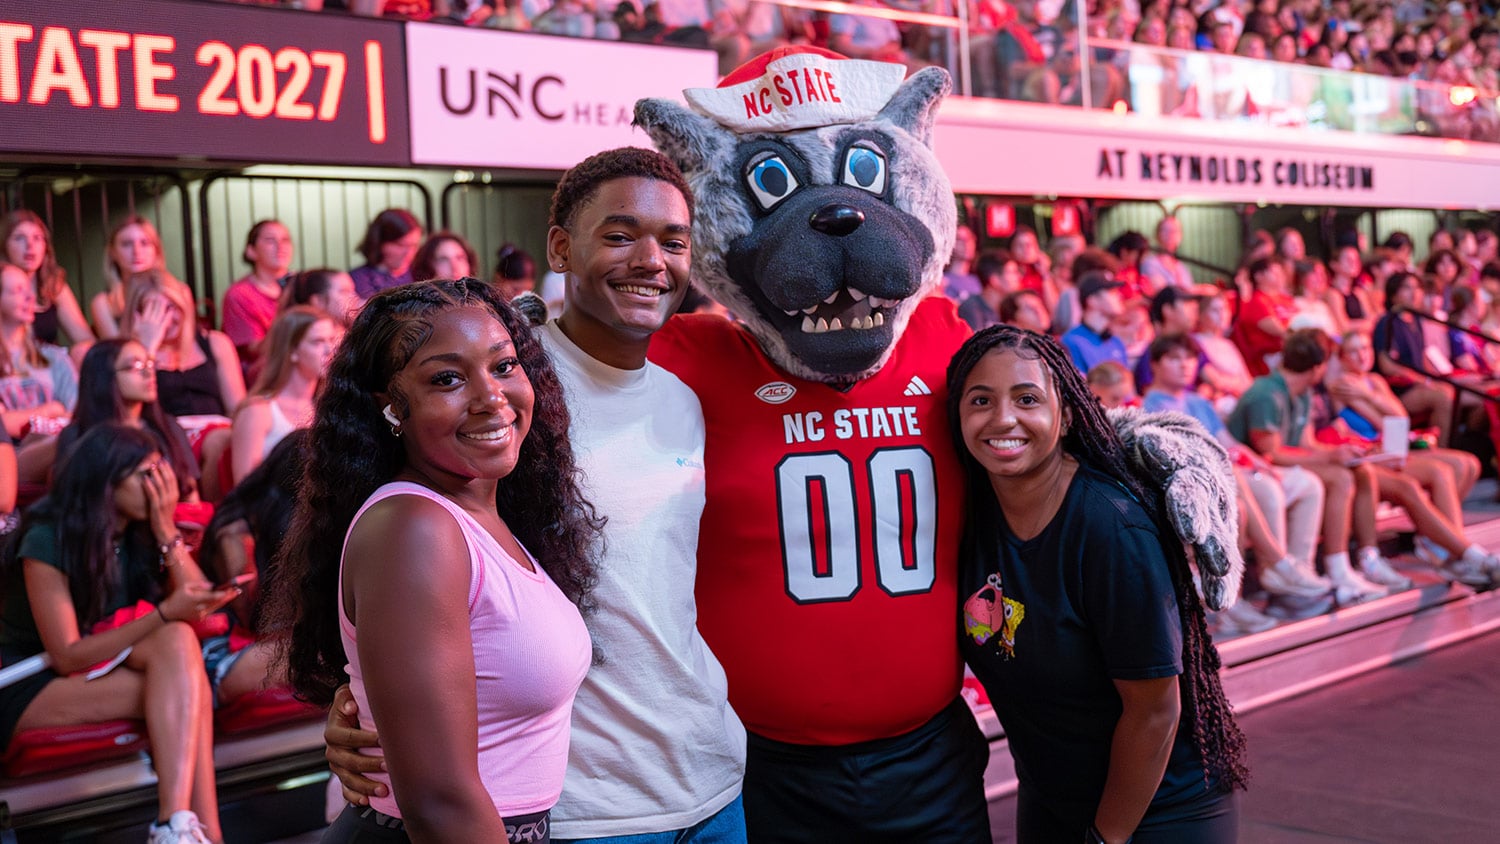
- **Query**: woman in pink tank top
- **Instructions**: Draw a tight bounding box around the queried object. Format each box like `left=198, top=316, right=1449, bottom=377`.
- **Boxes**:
left=270, top=279, right=602, bottom=843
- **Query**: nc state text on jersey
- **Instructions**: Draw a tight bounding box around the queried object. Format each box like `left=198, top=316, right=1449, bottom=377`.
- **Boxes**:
left=782, top=406, right=922, bottom=445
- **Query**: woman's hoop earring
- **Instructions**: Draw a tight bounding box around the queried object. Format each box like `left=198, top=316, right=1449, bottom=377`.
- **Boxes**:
left=382, top=404, right=402, bottom=436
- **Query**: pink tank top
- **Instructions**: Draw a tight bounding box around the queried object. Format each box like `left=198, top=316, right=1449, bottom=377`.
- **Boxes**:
left=338, top=481, right=591, bottom=819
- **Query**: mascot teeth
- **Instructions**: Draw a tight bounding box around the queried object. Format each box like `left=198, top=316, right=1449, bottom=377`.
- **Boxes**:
left=823, top=291, right=840, bottom=304
left=849, top=289, right=867, bottom=302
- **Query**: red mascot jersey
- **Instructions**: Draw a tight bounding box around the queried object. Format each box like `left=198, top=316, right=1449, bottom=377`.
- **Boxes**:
left=650, top=296, right=971, bottom=745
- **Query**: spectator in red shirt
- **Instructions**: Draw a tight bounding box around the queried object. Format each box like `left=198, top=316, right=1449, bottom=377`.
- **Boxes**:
left=1234, top=256, right=1295, bottom=376
left=222, top=220, right=294, bottom=377
left=1008, top=226, right=1051, bottom=297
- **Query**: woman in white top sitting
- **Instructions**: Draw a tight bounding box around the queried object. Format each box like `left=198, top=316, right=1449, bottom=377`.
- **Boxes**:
left=229, top=307, right=339, bottom=487
left=0, top=264, right=78, bottom=483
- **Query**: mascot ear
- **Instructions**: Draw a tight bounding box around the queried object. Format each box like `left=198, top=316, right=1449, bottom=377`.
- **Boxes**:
left=875, top=67, right=951, bottom=149
left=634, top=98, right=733, bottom=175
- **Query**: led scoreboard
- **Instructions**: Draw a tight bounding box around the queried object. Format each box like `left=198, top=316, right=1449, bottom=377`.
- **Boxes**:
left=0, top=0, right=410, bottom=166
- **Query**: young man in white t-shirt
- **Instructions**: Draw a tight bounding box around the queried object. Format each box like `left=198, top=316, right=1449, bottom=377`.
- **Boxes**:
left=325, top=148, right=748, bottom=843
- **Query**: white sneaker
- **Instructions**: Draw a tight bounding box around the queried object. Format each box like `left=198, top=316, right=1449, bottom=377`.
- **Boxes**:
left=1332, top=569, right=1388, bottom=607
left=147, top=811, right=211, bottom=844
left=1358, top=549, right=1415, bottom=591
left=1441, top=553, right=1500, bottom=590
left=1260, top=557, right=1332, bottom=598
left=1215, top=600, right=1279, bottom=637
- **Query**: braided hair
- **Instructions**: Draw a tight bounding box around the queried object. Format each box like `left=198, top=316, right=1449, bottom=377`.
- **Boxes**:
left=267, top=278, right=605, bottom=707
left=945, top=324, right=1249, bottom=792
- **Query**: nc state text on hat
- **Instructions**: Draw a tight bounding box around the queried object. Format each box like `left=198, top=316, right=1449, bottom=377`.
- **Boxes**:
left=743, top=67, right=843, bottom=120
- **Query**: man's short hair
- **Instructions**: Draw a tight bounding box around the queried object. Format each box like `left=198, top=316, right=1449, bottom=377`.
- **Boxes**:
left=1148, top=332, right=1202, bottom=363
left=1086, top=359, right=1131, bottom=387
left=974, top=249, right=1013, bottom=283
left=998, top=289, right=1045, bottom=324
left=549, top=147, right=693, bottom=230
left=1281, top=328, right=1329, bottom=373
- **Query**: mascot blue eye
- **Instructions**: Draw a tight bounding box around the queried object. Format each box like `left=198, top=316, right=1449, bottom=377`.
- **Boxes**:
left=841, top=146, right=887, bottom=195
left=747, top=156, right=800, bottom=211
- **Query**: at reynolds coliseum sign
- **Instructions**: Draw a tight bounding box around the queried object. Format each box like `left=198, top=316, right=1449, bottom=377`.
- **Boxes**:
left=404, top=24, right=717, bottom=170
left=935, top=97, right=1500, bottom=210
left=0, top=0, right=409, bottom=165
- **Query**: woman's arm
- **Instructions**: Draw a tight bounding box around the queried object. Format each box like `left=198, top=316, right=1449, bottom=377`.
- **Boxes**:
left=1091, top=675, right=1181, bottom=844
left=24, top=560, right=170, bottom=675
left=212, top=524, right=258, bottom=625
left=230, top=400, right=272, bottom=486
left=0, top=402, right=67, bottom=440
left=54, top=287, right=96, bottom=346
left=90, top=291, right=120, bottom=340
left=0, top=440, right=16, bottom=513
left=45, top=347, right=78, bottom=412
left=1321, top=290, right=1348, bottom=335
left=1255, top=315, right=1288, bottom=339
left=345, top=494, right=510, bottom=841
left=207, top=331, right=248, bottom=413
left=1364, top=375, right=1409, bottom=419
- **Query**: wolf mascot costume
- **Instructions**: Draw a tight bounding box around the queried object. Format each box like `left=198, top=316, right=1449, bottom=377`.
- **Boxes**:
left=637, top=47, right=1241, bottom=842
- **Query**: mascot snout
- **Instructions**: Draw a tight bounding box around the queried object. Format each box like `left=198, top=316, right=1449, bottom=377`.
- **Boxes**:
left=726, top=183, right=936, bottom=376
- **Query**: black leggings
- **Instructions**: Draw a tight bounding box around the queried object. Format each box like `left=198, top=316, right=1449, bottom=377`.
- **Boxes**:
left=1015, top=788, right=1239, bottom=844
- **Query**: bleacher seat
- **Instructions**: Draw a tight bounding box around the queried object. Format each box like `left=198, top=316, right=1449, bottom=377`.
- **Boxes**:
left=214, top=686, right=321, bottom=735
left=1, top=719, right=148, bottom=779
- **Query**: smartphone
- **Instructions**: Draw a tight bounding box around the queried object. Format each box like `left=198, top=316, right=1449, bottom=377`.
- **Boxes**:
left=215, top=572, right=258, bottom=590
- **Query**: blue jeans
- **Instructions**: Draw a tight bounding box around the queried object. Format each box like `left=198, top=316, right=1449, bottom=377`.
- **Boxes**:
left=555, top=796, right=746, bottom=844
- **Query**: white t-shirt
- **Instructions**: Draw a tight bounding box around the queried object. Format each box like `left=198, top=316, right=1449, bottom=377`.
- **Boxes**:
left=541, top=321, right=746, bottom=838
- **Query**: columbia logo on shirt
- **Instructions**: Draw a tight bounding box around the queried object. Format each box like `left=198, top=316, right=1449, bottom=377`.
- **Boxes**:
left=903, top=375, right=932, bottom=396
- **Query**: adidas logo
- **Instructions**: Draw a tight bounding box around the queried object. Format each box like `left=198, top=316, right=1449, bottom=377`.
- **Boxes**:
left=903, top=375, right=932, bottom=396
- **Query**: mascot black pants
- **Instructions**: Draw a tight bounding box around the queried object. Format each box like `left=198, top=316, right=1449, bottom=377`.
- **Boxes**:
left=742, top=696, right=990, bottom=844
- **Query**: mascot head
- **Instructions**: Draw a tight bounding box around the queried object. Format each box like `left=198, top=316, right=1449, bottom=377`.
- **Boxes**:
left=635, top=47, right=955, bottom=384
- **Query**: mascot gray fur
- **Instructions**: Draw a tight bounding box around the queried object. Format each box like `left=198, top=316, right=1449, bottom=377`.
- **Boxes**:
left=635, top=48, right=1242, bottom=608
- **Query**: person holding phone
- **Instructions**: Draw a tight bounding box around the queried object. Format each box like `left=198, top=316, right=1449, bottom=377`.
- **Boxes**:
left=0, top=425, right=238, bottom=844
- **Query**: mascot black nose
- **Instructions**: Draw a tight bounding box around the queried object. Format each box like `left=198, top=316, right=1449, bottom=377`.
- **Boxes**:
left=809, top=204, right=865, bottom=237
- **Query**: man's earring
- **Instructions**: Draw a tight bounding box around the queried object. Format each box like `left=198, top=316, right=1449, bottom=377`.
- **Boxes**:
left=382, top=404, right=402, bottom=436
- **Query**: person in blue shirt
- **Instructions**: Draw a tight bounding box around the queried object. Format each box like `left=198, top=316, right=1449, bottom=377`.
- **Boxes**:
left=1061, top=271, right=1128, bottom=376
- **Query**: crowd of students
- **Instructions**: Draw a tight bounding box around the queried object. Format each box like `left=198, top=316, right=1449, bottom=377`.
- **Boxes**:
left=3, top=161, right=1499, bottom=842
left=944, top=214, right=1500, bottom=635
left=1094, top=0, right=1500, bottom=88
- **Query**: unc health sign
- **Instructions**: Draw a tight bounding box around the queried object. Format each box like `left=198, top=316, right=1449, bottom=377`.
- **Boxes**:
left=405, top=25, right=717, bottom=170
left=935, top=98, right=1500, bottom=210
left=0, top=0, right=409, bottom=165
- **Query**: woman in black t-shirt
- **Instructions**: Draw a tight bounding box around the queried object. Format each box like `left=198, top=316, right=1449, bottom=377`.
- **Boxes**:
left=945, top=325, right=1247, bottom=844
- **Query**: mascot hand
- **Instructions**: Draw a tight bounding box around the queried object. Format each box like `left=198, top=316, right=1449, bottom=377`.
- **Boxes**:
left=1108, top=407, right=1244, bottom=611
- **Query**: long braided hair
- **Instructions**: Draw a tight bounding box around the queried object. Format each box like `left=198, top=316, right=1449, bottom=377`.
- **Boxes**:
left=945, top=324, right=1249, bottom=792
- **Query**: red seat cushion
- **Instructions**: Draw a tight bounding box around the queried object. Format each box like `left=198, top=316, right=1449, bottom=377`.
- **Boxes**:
left=215, top=686, right=322, bottom=735
left=2, top=719, right=148, bottom=778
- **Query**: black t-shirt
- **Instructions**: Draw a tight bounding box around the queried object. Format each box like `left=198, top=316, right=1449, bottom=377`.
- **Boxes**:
left=959, top=463, right=1222, bottom=828
left=0, top=519, right=161, bottom=657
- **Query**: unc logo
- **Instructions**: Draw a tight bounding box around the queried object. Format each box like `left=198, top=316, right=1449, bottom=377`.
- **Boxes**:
left=755, top=381, right=797, bottom=404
